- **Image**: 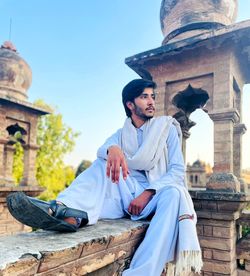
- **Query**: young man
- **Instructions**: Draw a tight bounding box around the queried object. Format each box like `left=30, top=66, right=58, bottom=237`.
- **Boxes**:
left=7, top=79, right=202, bottom=275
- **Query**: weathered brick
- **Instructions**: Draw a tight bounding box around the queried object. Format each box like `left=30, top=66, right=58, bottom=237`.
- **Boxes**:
left=198, top=219, right=233, bottom=228
left=237, top=269, right=249, bottom=276
left=204, top=226, right=213, bottom=237
left=245, top=260, right=250, bottom=271
left=203, top=249, right=213, bottom=259
left=202, top=260, right=234, bottom=274
left=213, top=226, right=234, bottom=238
left=197, top=225, right=204, bottom=235
left=38, top=245, right=83, bottom=273
left=200, top=237, right=233, bottom=251
left=2, top=255, right=40, bottom=276
left=213, top=250, right=233, bottom=261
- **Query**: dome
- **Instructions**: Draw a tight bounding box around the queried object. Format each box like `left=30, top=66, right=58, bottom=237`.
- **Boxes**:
left=160, top=0, right=238, bottom=44
left=193, top=159, right=204, bottom=168
left=0, top=41, right=32, bottom=101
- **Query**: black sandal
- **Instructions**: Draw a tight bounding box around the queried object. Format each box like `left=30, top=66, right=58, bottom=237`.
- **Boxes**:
left=7, top=192, right=88, bottom=232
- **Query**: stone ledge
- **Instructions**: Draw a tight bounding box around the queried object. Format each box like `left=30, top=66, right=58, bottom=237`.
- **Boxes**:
left=0, top=219, right=149, bottom=276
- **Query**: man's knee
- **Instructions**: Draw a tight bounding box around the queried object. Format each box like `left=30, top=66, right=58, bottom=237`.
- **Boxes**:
left=157, top=187, right=180, bottom=206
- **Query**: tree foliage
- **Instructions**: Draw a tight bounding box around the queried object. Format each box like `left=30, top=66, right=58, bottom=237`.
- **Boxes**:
left=12, top=141, right=24, bottom=184
left=12, top=99, right=79, bottom=200
left=75, top=160, right=92, bottom=177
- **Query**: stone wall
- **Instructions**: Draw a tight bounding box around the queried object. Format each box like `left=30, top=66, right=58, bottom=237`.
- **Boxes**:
left=0, top=220, right=148, bottom=276
left=1, top=191, right=250, bottom=276
left=0, top=187, right=43, bottom=236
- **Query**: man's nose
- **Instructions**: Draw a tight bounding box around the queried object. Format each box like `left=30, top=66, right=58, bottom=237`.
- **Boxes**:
left=148, top=97, right=155, bottom=105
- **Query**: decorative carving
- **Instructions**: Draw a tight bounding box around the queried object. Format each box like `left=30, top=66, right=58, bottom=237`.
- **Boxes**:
left=172, top=84, right=209, bottom=137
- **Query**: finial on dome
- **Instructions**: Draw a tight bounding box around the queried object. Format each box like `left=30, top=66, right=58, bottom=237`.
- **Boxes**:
left=1, top=41, right=17, bottom=52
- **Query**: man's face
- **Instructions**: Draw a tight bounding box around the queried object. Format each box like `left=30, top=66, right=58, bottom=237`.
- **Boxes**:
left=129, top=87, right=156, bottom=121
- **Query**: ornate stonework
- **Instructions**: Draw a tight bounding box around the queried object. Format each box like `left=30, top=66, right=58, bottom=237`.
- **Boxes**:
left=160, top=0, right=238, bottom=44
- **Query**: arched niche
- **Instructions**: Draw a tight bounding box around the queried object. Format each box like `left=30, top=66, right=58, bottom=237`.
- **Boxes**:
left=185, top=109, right=214, bottom=170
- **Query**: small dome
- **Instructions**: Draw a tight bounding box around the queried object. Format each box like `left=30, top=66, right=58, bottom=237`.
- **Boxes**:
left=0, top=41, right=32, bottom=101
left=193, top=159, right=203, bottom=167
left=160, top=0, right=238, bottom=44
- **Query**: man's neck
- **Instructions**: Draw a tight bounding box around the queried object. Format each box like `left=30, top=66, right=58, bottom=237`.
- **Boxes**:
left=131, top=115, right=148, bottom=128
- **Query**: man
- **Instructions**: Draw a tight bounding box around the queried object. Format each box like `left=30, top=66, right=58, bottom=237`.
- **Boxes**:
left=7, top=79, right=202, bottom=275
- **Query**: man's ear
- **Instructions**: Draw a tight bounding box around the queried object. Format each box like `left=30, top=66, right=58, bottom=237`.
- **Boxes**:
left=126, top=101, right=134, bottom=111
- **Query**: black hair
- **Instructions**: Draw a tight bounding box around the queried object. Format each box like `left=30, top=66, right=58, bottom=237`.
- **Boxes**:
left=122, top=79, right=156, bottom=117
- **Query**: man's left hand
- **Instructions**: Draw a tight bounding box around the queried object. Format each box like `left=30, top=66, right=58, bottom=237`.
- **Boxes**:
left=128, top=190, right=155, bottom=216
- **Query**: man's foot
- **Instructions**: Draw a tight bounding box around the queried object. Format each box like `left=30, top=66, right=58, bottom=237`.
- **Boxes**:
left=49, top=202, right=78, bottom=226
left=7, top=192, right=88, bottom=232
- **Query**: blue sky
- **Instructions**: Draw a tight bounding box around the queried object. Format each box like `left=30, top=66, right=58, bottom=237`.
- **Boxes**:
left=0, top=0, right=249, bottom=169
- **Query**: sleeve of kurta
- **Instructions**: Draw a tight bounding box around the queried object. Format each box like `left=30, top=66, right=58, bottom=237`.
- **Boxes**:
left=147, top=124, right=186, bottom=191
left=96, top=129, right=122, bottom=160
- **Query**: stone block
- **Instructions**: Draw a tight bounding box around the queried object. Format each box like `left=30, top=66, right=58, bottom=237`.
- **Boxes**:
left=197, top=225, right=204, bottom=235
left=207, top=173, right=240, bottom=192
left=1, top=255, right=40, bottom=276
left=204, top=226, right=213, bottom=237
left=38, top=245, right=83, bottom=273
left=245, top=260, right=250, bottom=271
left=237, top=269, right=249, bottom=276
left=203, top=249, right=213, bottom=259
left=200, top=237, right=233, bottom=251
left=213, top=226, right=234, bottom=238
left=197, top=219, right=233, bottom=228
left=202, top=260, right=234, bottom=274
left=213, top=250, right=233, bottom=261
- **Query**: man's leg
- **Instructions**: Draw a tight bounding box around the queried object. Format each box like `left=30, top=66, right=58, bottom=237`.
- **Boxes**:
left=57, top=158, right=136, bottom=224
left=122, top=186, right=180, bottom=276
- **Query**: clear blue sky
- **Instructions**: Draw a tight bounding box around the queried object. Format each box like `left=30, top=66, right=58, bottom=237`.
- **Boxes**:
left=0, top=0, right=249, bottom=169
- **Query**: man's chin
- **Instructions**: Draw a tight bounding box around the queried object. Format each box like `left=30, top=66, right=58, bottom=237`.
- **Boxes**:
left=145, top=113, right=154, bottom=119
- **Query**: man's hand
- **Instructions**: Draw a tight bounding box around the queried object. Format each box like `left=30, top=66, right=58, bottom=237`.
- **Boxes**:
left=128, top=190, right=155, bottom=216
left=106, top=145, right=128, bottom=183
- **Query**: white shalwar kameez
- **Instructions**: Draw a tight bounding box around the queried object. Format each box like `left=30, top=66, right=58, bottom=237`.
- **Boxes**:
left=57, top=117, right=202, bottom=276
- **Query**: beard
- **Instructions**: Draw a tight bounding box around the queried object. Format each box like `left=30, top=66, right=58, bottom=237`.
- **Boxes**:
left=134, top=104, right=155, bottom=120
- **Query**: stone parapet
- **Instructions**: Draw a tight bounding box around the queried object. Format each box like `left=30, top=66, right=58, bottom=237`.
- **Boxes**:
left=190, top=190, right=250, bottom=276
left=0, top=219, right=149, bottom=276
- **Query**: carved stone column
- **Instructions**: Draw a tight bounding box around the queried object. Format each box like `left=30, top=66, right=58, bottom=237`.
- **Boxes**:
left=4, top=144, right=15, bottom=185
left=208, top=109, right=241, bottom=192
left=20, top=144, right=39, bottom=186
left=233, top=123, right=246, bottom=178
left=0, top=141, right=6, bottom=185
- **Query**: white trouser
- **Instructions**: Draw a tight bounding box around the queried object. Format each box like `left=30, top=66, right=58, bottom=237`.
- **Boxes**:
left=57, top=158, right=180, bottom=276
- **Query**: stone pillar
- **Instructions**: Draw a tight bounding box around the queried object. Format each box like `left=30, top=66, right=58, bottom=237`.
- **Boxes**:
left=20, top=144, right=39, bottom=186
left=0, top=106, right=7, bottom=186
left=4, top=145, right=15, bottom=185
left=208, top=109, right=241, bottom=192
left=233, top=123, right=246, bottom=178
left=191, top=190, right=250, bottom=276
left=0, top=142, right=5, bottom=185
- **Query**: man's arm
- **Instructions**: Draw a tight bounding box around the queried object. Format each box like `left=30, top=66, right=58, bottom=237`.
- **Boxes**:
left=96, top=129, right=128, bottom=183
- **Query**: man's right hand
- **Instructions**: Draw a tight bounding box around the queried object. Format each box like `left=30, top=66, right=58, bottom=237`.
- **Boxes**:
left=106, top=145, right=128, bottom=183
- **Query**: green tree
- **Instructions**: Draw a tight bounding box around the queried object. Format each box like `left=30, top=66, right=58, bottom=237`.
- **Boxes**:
left=12, top=141, right=24, bottom=184
left=34, top=100, right=79, bottom=200
left=12, top=99, right=79, bottom=200
left=75, top=160, right=92, bottom=177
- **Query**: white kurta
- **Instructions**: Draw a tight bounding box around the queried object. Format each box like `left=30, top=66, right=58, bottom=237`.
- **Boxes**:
left=57, top=123, right=188, bottom=276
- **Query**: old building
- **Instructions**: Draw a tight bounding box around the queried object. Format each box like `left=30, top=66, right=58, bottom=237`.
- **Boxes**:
left=0, top=41, right=49, bottom=236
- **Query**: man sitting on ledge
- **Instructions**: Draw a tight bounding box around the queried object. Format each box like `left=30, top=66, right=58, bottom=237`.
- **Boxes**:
left=7, top=79, right=202, bottom=276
